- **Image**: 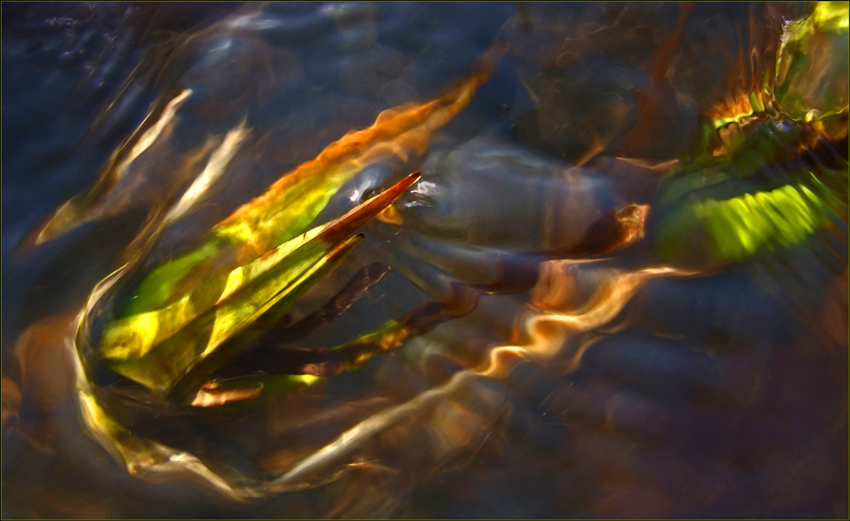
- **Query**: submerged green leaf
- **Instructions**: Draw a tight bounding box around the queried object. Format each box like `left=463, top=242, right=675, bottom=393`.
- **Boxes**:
left=99, top=173, right=421, bottom=397
left=656, top=183, right=835, bottom=263
left=122, top=164, right=360, bottom=317
left=775, top=1, right=849, bottom=122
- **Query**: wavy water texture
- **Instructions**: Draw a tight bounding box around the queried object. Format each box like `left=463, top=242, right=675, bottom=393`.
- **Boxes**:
left=122, top=44, right=504, bottom=317
left=66, top=42, right=507, bottom=498
left=2, top=3, right=847, bottom=518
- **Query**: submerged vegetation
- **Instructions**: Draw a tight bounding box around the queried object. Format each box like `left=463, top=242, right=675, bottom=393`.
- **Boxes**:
left=3, top=2, right=847, bottom=517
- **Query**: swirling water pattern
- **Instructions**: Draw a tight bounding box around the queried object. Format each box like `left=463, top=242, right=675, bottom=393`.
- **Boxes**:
left=2, top=3, right=847, bottom=518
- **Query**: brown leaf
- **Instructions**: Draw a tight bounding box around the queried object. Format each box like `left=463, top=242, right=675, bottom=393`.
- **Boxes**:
left=14, top=313, right=78, bottom=412
left=1, top=377, right=21, bottom=428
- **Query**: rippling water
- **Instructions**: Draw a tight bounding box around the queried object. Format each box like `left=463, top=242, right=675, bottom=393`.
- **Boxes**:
left=2, top=3, right=848, bottom=518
